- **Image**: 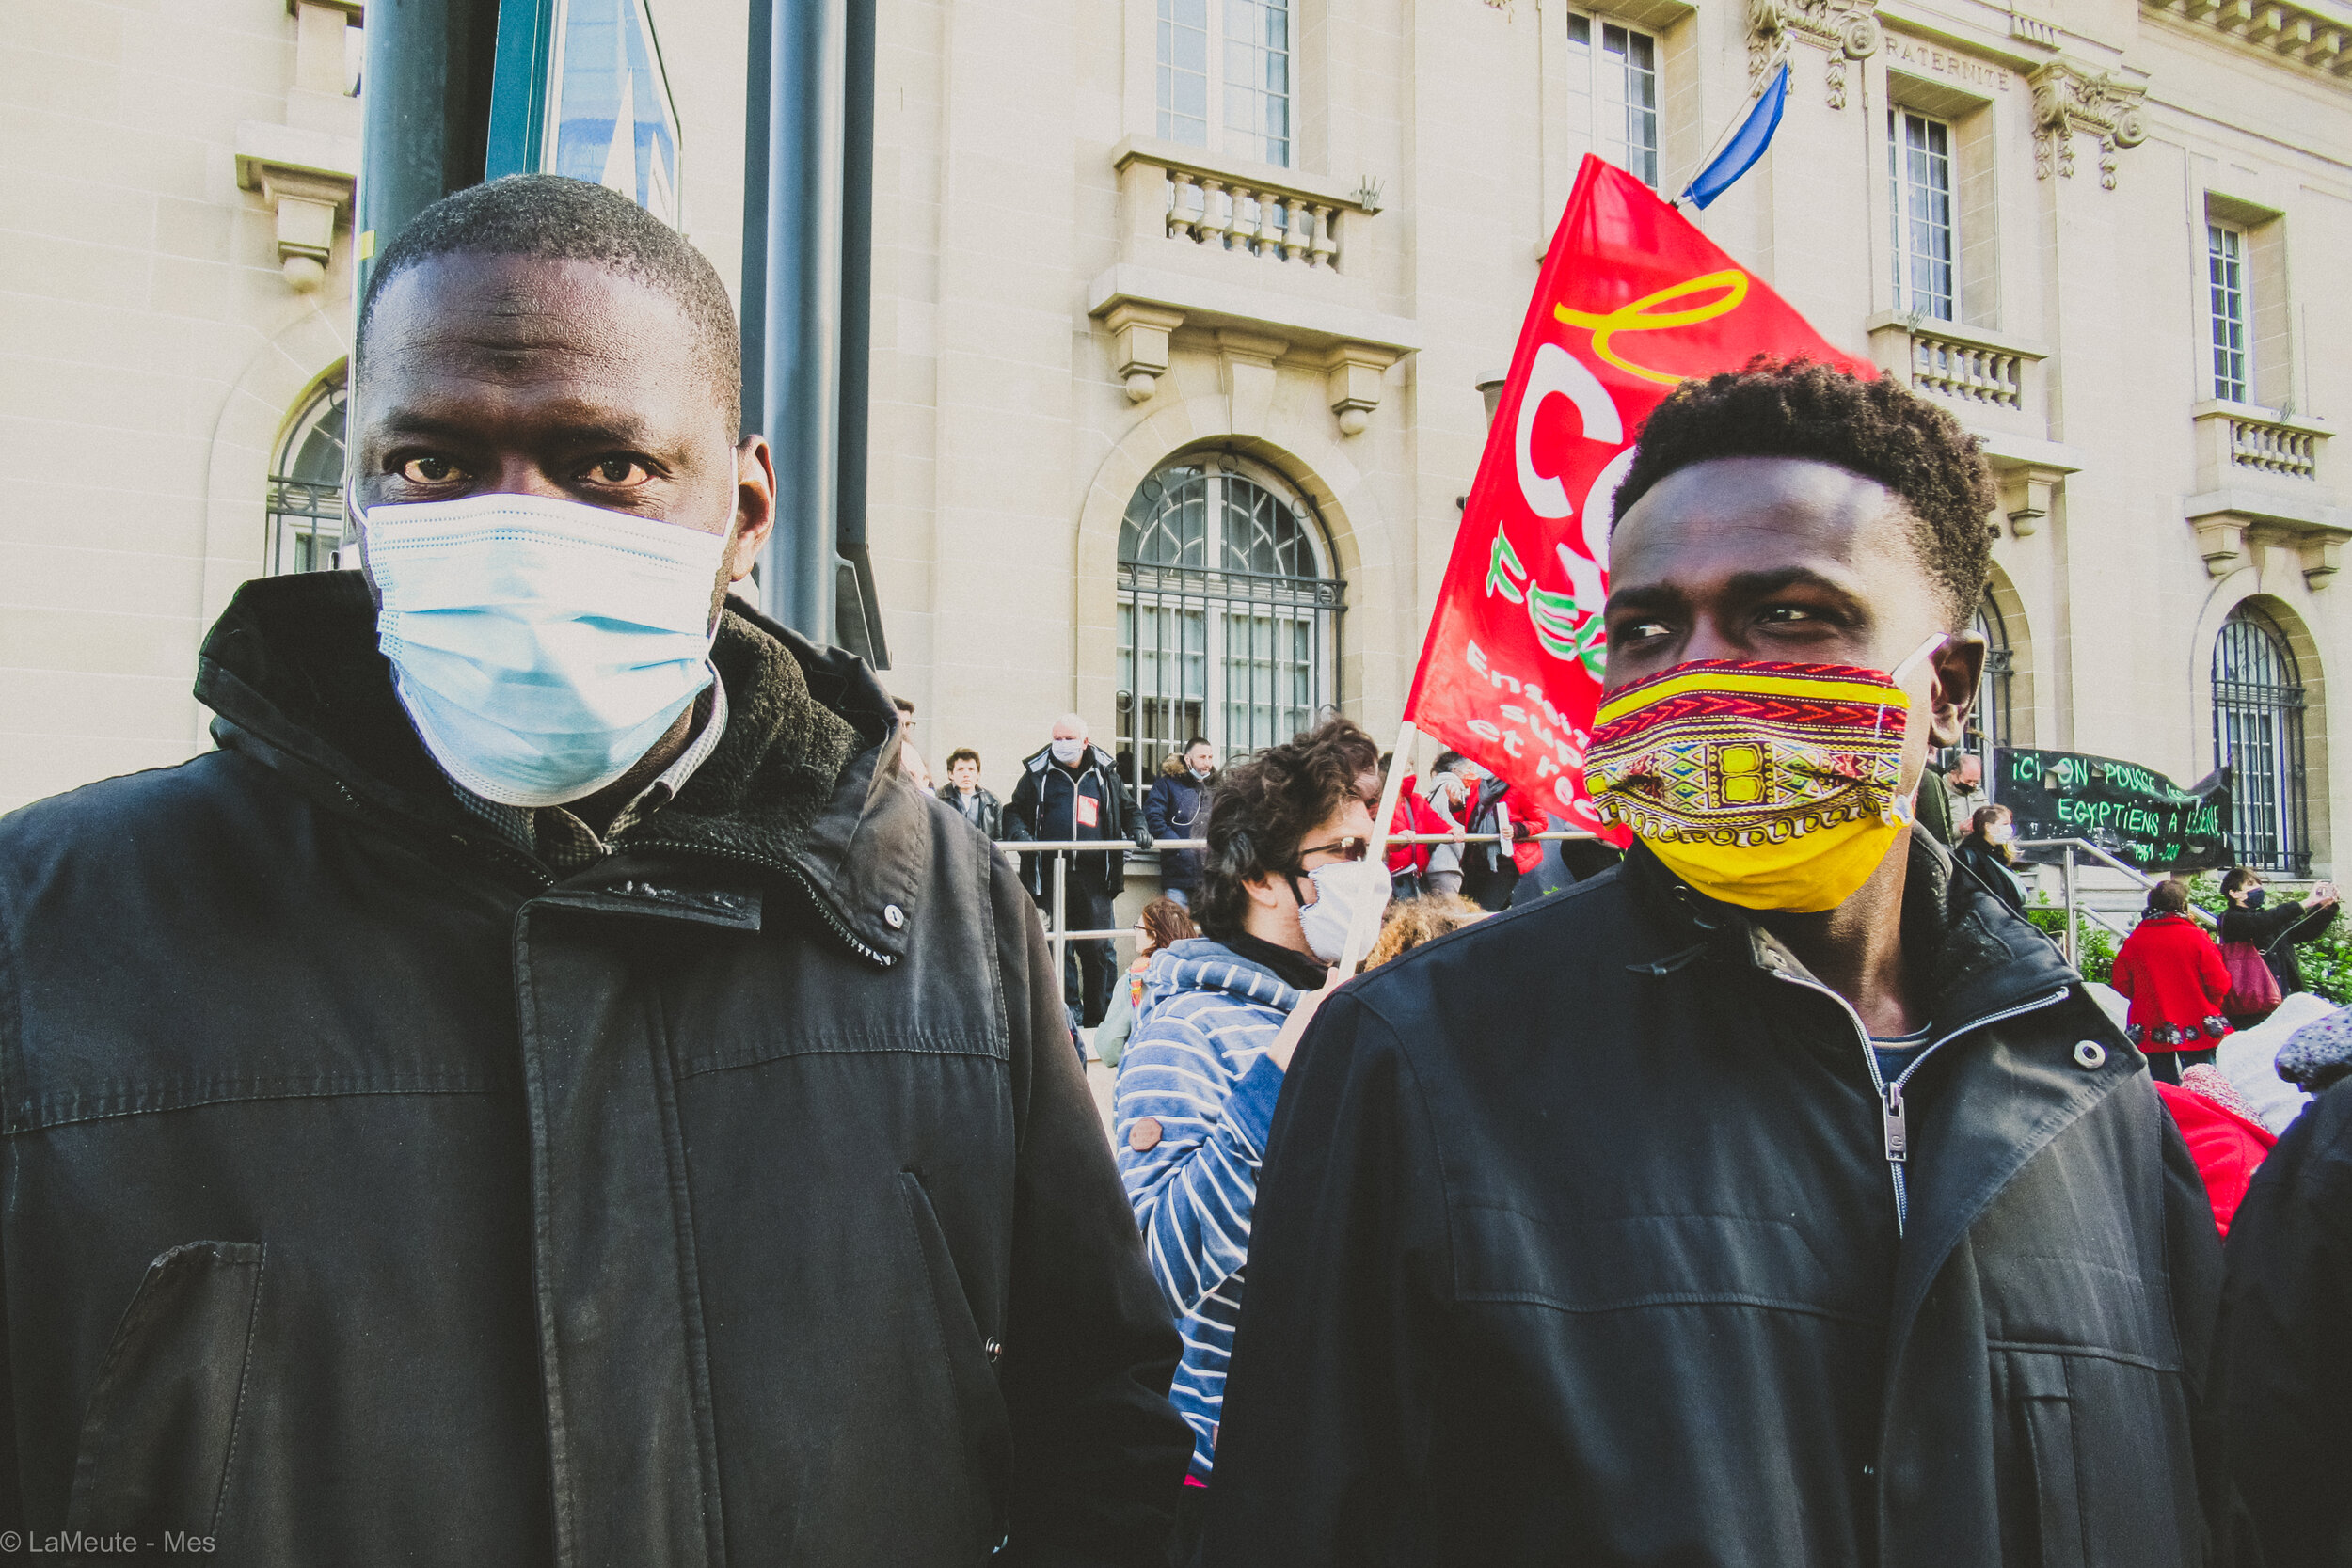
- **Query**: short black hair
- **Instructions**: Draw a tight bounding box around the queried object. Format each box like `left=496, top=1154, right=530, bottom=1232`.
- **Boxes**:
left=946, top=747, right=980, bottom=770
left=1196, top=719, right=1381, bottom=942
left=1612, top=359, right=1996, bottom=624
left=358, top=175, right=740, bottom=430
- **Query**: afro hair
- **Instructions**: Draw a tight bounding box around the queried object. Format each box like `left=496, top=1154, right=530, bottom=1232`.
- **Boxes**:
left=358, top=175, right=740, bottom=430
left=1611, top=359, right=1996, bottom=624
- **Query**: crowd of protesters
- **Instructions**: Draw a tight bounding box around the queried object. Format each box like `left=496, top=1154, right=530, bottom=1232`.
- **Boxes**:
left=14, top=172, right=2352, bottom=1568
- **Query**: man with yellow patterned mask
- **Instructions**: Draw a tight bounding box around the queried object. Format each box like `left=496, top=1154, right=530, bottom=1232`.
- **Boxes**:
left=1203, top=363, right=2243, bottom=1568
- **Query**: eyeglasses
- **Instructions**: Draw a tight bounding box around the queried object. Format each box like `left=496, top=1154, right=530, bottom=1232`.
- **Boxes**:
left=1295, top=835, right=1372, bottom=865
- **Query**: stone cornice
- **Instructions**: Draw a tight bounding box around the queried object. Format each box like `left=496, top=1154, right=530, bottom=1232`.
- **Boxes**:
left=2139, top=0, right=2352, bottom=81
left=2028, top=58, right=2150, bottom=186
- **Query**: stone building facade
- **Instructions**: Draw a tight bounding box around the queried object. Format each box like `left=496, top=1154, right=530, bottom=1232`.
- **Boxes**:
left=6, top=0, right=2349, bottom=885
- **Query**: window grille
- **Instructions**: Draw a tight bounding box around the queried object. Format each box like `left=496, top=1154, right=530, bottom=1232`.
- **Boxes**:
left=268, top=378, right=348, bottom=575
left=1969, top=590, right=2012, bottom=754
left=1564, top=12, right=1661, bottom=187
left=2212, top=605, right=2309, bottom=875
left=2206, top=223, right=2249, bottom=404
left=1889, top=109, right=1955, bottom=322
left=1599, top=24, right=1660, bottom=187
left=1156, top=0, right=1291, bottom=166
left=1116, top=458, right=1343, bottom=800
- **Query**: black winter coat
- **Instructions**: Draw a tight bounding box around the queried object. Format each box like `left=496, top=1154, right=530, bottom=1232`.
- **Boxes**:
left=2218, top=896, right=2338, bottom=997
left=938, top=783, right=1005, bottom=843
left=1205, top=836, right=2245, bottom=1568
left=1142, top=770, right=1212, bottom=893
left=2219, top=1077, right=2352, bottom=1568
left=1003, top=745, right=1137, bottom=899
left=0, top=573, right=1187, bottom=1567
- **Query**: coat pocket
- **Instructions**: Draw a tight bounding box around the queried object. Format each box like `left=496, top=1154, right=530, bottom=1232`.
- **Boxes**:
left=66, top=1241, right=265, bottom=1545
left=2004, top=1352, right=2087, bottom=1568
left=895, top=1171, right=1013, bottom=1543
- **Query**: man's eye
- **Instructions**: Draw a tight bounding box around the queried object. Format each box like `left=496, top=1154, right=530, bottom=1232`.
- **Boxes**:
left=1617, top=619, right=1673, bottom=641
left=397, top=456, right=465, bottom=483
left=583, top=456, right=652, bottom=485
left=1757, top=606, right=1820, bottom=625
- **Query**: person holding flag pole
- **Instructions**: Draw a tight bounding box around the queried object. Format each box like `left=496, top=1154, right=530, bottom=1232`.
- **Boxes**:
left=1199, top=155, right=2249, bottom=1567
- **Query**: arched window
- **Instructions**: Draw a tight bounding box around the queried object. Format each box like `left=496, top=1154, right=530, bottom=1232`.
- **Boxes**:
left=1968, top=589, right=2011, bottom=753
left=2212, top=604, right=2310, bottom=874
left=1116, top=455, right=1343, bottom=797
left=268, top=375, right=347, bottom=574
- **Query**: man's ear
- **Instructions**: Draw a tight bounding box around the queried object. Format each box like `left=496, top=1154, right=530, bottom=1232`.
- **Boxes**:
left=1242, top=873, right=1285, bottom=912
left=1927, top=629, right=1987, bottom=748
left=728, top=435, right=777, bottom=582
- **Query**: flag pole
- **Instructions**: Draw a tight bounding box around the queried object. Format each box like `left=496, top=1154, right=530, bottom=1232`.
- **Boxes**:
left=1338, top=717, right=1423, bottom=974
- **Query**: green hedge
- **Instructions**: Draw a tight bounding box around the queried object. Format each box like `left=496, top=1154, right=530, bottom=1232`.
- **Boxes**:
left=2022, top=871, right=2352, bottom=1003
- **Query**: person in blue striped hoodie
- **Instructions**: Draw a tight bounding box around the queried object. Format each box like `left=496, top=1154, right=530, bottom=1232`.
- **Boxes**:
left=1113, top=719, right=1389, bottom=1563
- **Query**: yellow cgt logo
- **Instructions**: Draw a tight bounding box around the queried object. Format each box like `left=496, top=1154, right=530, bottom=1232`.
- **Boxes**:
left=1554, top=269, right=1751, bottom=386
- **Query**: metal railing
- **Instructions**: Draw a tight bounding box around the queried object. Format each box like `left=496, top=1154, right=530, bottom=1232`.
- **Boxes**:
left=2013, top=836, right=2216, bottom=967
left=999, top=832, right=1600, bottom=981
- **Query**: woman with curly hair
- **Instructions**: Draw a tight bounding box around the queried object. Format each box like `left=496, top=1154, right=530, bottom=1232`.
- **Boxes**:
left=1361, top=893, right=1486, bottom=970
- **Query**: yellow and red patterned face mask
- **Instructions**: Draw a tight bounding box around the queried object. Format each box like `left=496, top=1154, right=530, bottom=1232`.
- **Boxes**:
left=1583, top=637, right=1945, bottom=913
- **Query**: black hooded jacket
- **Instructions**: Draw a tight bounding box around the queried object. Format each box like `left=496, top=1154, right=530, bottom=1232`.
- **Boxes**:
left=1003, top=744, right=1137, bottom=900
left=2220, top=1077, right=2352, bottom=1568
left=1204, top=836, right=2245, bottom=1568
left=0, top=573, right=1187, bottom=1566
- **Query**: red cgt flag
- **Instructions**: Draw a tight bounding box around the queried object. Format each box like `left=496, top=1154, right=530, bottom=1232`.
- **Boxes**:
left=1405, top=154, right=1875, bottom=840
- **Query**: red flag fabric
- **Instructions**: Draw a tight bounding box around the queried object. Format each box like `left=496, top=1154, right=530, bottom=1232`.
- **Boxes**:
left=1404, top=155, right=1875, bottom=839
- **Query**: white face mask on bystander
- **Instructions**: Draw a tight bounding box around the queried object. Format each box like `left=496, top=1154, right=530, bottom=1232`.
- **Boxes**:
left=1294, top=859, right=1393, bottom=967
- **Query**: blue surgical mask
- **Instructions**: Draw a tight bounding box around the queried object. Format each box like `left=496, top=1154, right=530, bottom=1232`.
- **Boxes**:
left=364, top=493, right=726, bottom=808
left=2245, top=887, right=2267, bottom=910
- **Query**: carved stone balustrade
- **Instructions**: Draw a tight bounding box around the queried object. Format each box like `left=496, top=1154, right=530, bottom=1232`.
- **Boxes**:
left=2185, top=402, right=2344, bottom=585
left=1113, top=137, right=1374, bottom=278
left=1866, top=310, right=2050, bottom=431
left=1090, top=137, right=1418, bottom=430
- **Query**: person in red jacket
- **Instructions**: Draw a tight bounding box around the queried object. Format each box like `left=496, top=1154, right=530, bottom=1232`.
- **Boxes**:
left=1384, top=772, right=1459, bottom=897
left=2110, top=877, right=2233, bottom=1085
left=2155, top=1065, right=2278, bottom=1237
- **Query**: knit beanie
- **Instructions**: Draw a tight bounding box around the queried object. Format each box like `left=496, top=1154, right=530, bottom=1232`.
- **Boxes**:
left=2275, top=1004, right=2352, bottom=1093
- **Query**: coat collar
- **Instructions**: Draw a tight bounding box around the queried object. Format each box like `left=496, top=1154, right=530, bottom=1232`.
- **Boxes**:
left=1620, top=831, right=2082, bottom=1029
left=195, top=571, right=921, bottom=965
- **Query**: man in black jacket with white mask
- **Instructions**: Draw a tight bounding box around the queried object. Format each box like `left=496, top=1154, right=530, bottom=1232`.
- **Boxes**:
left=1005, top=716, right=1152, bottom=1030
left=1204, top=363, right=2245, bottom=1567
left=0, top=175, right=1186, bottom=1566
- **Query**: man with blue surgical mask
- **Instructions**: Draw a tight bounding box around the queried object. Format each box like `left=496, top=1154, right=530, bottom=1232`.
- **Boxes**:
left=0, top=176, right=1186, bottom=1566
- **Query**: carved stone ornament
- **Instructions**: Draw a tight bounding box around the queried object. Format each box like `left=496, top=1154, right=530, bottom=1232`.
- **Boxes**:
left=2028, top=58, right=2149, bottom=188
left=1749, top=0, right=1883, bottom=106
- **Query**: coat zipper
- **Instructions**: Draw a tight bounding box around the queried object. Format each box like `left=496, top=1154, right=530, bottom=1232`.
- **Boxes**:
left=628, top=838, right=894, bottom=966
left=1768, top=972, right=2071, bottom=1235
left=336, top=782, right=559, bottom=891
left=334, top=784, right=886, bottom=965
